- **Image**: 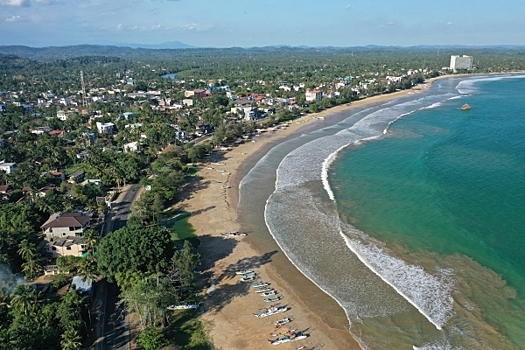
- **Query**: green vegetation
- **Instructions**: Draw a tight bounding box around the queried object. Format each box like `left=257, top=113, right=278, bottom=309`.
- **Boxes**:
left=165, top=310, right=213, bottom=350
left=162, top=211, right=197, bottom=241
left=0, top=285, right=90, bottom=350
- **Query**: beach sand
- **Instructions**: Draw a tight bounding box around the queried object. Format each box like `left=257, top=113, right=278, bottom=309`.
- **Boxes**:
left=176, top=82, right=439, bottom=350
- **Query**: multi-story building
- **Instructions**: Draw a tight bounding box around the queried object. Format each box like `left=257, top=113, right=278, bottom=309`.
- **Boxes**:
left=40, top=212, right=91, bottom=258
left=450, top=55, right=473, bottom=72
left=305, top=89, right=323, bottom=102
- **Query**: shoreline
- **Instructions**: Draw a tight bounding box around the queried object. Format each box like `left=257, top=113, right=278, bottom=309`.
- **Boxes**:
left=178, top=78, right=443, bottom=349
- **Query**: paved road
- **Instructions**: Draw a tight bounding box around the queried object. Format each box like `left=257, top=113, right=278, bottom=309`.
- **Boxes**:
left=91, top=183, right=141, bottom=350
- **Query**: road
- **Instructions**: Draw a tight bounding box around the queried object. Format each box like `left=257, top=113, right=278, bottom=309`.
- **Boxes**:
left=91, top=183, right=141, bottom=350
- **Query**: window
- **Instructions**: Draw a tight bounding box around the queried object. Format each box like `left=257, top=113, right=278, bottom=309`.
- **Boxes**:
left=52, top=247, right=56, bottom=251
left=66, top=247, right=71, bottom=250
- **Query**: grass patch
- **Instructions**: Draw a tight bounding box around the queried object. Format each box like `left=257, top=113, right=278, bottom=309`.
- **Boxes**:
left=165, top=310, right=213, bottom=350
left=161, top=210, right=197, bottom=241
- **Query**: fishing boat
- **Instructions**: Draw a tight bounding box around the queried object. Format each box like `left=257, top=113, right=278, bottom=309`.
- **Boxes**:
left=260, top=290, right=277, bottom=297
left=240, top=272, right=256, bottom=278
left=221, top=231, right=248, bottom=237
left=240, top=276, right=256, bottom=282
left=251, top=281, right=269, bottom=288
left=264, top=296, right=281, bottom=302
left=274, top=317, right=291, bottom=328
left=268, top=330, right=308, bottom=345
left=256, top=287, right=273, bottom=293
left=253, top=305, right=288, bottom=318
left=235, top=269, right=253, bottom=275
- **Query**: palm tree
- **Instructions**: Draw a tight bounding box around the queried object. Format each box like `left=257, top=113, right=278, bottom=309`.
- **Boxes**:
left=82, top=229, right=99, bottom=254
left=10, top=286, right=37, bottom=316
left=60, top=327, right=82, bottom=350
left=18, top=239, right=37, bottom=261
left=77, top=258, right=98, bottom=282
left=21, top=257, right=43, bottom=280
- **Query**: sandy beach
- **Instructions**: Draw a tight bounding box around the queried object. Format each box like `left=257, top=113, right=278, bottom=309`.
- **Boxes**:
left=176, top=82, right=438, bottom=350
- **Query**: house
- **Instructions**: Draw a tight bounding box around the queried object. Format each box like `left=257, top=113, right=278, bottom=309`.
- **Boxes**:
left=49, top=129, right=64, bottom=137
left=31, top=127, right=53, bottom=135
left=35, top=184, right=57, bottom=198
left=305, top=89, right=323, bottom=102
left=0, top=185, right=10, bottom=200
left=123, top=141, right=140, bottom=153
left=184, top=89, right=208, bottom=98
left=69, top=170, right=85, bottom=183
left=57, top=110, right=68, bottom=121
left=40, top=212, right=91, bottom=240
left=0, top=160, right=15, bottom=174
left=96, top=122, right=115, bottom=135
left=182, top=99, right=194, bottom=107
left=45, top=236, right=87, bottom=258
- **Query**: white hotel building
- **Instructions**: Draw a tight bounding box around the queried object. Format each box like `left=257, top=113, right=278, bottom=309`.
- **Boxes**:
left=450, top=55, right=473, bottom=72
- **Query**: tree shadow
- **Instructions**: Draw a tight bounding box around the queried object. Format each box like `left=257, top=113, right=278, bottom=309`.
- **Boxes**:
left=203, top=280, right=251, bottom=314
left=215, top=250, right=279, bottom=282
left=197, top=235, right=239, bottom=271
left=198, top=250, right=280, bottom=314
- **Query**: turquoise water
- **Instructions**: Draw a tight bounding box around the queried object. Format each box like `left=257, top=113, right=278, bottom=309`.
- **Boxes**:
left=330, top=77, right=525, bottom=348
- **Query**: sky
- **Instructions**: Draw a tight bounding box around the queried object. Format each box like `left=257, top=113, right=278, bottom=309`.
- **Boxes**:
left=1, top=0, right=525, bottom=48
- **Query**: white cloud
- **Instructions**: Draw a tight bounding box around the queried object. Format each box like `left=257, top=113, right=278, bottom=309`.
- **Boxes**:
left=35, top=0, right=61, bottom=4
left=180, top=22, right=212, bottom=32
left=446, top=21, right=453, bottom=25
left=116, top=23, right=123, bottom=31
left=346, top=4, right=351, bottom=9
left=5, top=15, right=21, bottom=21
left=151, top=24, right=161, bottom=30
left=0, top=0, right=30, bottom=7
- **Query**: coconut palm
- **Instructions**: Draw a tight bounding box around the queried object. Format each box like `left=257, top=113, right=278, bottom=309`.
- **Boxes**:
left=21, top=257, right=43, bottom=280
left=60, top=327, right=82, bottom=350
left=10, top=286, right=38, bottom=316
left=17, top=239, right=37, bottom=261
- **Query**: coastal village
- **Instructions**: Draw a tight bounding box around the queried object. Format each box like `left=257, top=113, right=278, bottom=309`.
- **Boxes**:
left=0, top=50, right=475, bottom=349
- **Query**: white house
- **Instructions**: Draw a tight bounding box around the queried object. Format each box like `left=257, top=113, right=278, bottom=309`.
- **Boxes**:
left=96, top=122, right=115, bottom=135
left=0, top=160, right=16, bottom=174
left=57, top=110, right=68, bottom=121
left=305, top=89, right=323, bottom=102
left=123, top=141, right=140, bottom=153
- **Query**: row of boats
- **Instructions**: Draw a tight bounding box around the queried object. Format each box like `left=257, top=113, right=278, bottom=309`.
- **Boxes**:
left=238, top=269, right=309, bottom=346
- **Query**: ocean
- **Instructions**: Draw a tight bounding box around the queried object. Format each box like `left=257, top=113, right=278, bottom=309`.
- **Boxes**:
left=239, top=75, right=525, bottom=349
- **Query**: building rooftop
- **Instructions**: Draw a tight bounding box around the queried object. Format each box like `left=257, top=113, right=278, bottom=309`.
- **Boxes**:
left=41, top=212, right=91, bottom=229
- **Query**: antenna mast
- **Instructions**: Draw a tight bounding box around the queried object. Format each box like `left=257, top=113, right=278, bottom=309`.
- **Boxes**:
left=80, top=70, right=87, bottom=107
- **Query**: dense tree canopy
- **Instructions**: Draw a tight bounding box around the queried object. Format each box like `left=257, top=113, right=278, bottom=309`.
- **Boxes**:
left=96, top=224, right=174, bottom=281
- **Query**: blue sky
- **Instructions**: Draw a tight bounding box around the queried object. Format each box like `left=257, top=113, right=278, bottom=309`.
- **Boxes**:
left=1, top=0, right=524, bottom=48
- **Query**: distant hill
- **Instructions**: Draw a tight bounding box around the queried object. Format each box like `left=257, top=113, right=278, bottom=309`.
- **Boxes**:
left=1, top=44, right=525, bottom=62
left=120, top=41, right=196, bottom=49
left=0, top=44, right=198, bottom=61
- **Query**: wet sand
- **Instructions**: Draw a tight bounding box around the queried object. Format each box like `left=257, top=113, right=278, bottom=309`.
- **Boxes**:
left=177, top=81, right=440, bottom=349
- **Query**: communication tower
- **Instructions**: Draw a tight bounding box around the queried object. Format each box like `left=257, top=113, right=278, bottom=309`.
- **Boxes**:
left=80, top=70, right=87, bottom=107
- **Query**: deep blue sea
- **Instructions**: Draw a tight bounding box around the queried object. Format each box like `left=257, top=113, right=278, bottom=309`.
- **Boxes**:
left=241, top=75, right=525, bottom=349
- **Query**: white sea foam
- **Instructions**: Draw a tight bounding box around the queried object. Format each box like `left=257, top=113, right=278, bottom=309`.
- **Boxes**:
left=421, top=102, right=443, bottom=110
left=456, top=74, right=525, bottom=94
left=340, top=234, right=455, bottom=329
